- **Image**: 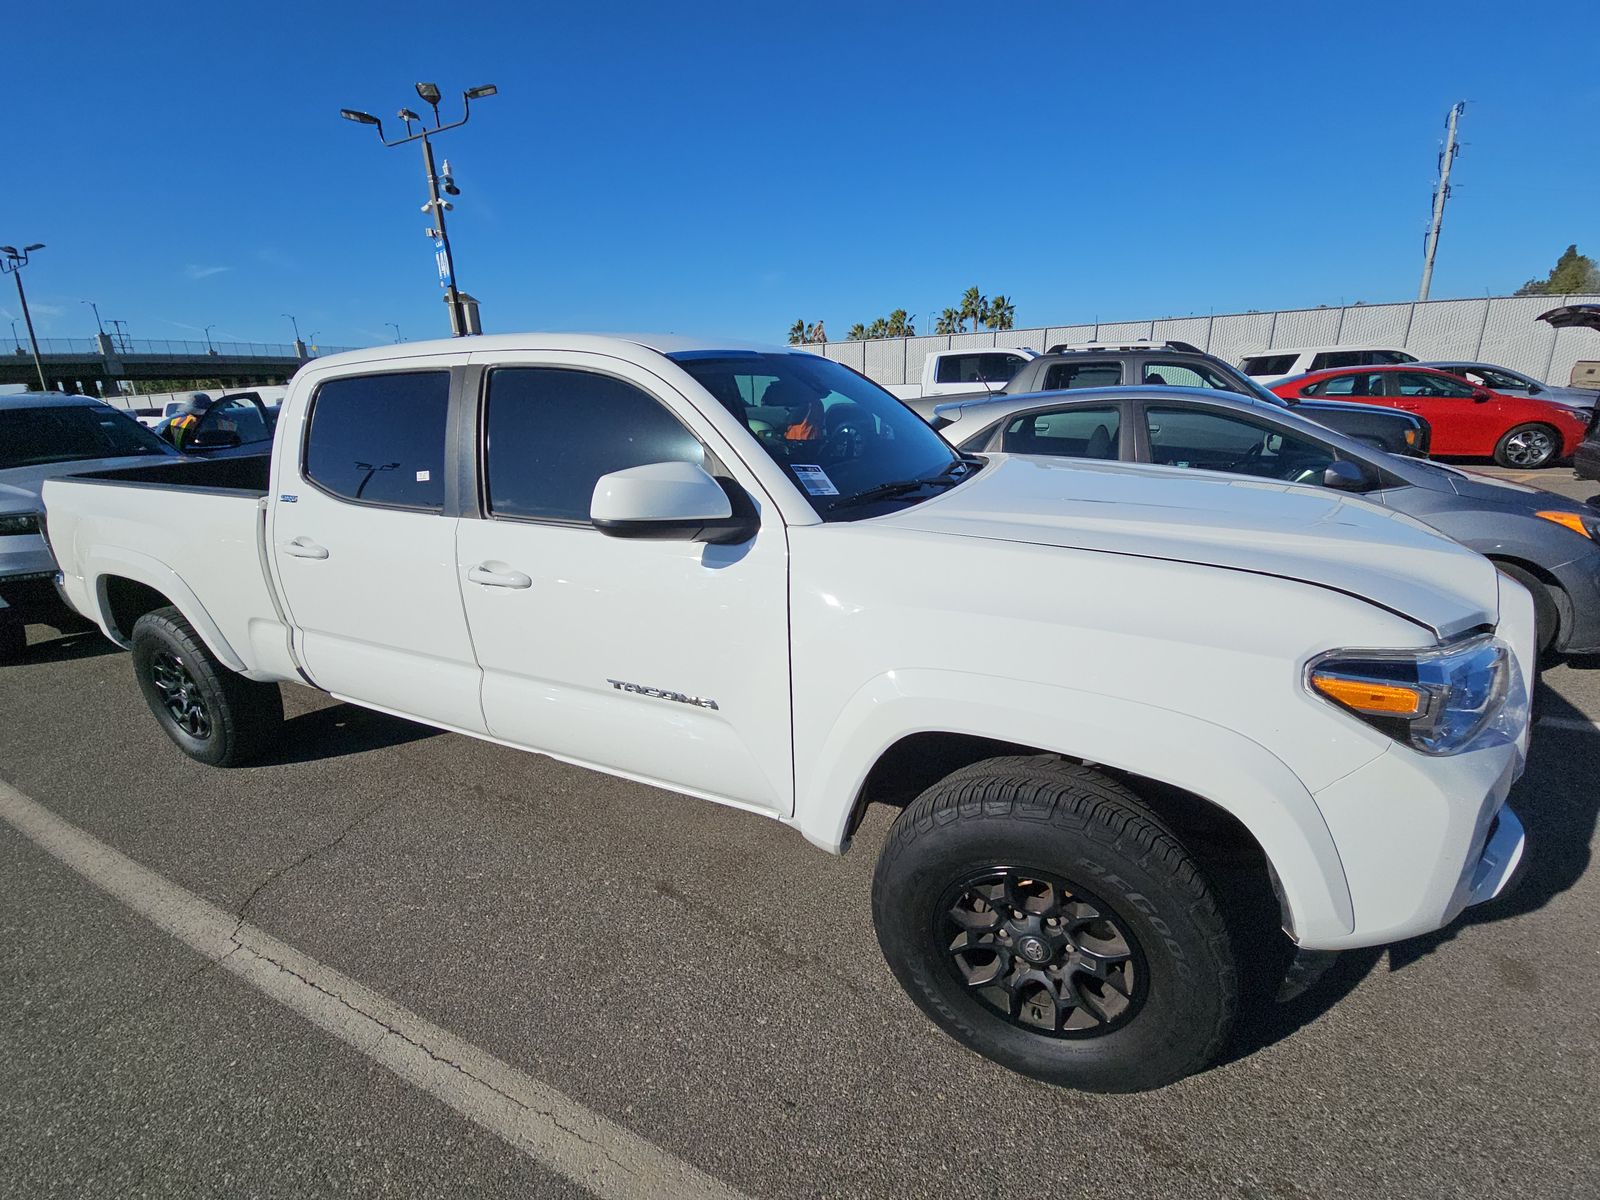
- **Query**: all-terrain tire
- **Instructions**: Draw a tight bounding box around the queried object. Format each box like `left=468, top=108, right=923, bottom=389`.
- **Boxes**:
left=872, top=755, right=1237, bottom=1093
left=131, top=606, right=283, bottom=767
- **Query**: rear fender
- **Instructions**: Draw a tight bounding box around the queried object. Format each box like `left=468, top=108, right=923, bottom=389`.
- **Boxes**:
left=85, top=546, right=246, bottom=672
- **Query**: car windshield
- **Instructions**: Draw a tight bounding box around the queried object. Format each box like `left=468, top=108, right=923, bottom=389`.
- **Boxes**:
left=671, top=351, right=967, bottom=518
left=0, top=404, right=174, bottom=470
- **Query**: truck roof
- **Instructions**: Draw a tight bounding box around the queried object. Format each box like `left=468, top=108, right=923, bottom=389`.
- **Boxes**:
left=305, top=333, right=797, bottom=371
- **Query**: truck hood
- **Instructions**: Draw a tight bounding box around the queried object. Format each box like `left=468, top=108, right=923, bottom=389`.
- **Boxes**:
left=878, top=455, right=1501, bottom=639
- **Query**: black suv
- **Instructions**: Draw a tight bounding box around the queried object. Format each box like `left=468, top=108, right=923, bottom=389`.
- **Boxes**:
left=912, top=342, right=1429, bottom=457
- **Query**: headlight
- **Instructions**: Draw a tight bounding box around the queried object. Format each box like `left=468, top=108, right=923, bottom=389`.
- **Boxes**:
left=1535, top=509, right=1599, bottom=540
left=1307, top=634, right=1517, bottom=755
left=0, top=512, right=42, bottom=537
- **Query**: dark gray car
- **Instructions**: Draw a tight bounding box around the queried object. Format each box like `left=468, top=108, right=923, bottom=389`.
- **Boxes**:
left=943, top=384, right=1600, bottom=654
left=1419, top=361, right=1597, bottom=411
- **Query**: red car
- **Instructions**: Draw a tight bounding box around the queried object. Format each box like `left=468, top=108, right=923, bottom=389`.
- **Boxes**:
left=1271, top=365, right=1590, bottom=468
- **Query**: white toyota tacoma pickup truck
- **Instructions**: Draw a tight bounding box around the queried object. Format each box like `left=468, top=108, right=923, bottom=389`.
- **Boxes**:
left=43, top=334, right=1532, bottom=1092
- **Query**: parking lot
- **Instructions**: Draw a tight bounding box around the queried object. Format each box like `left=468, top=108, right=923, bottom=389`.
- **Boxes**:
left=0, top=465, right=1594, bottom=1199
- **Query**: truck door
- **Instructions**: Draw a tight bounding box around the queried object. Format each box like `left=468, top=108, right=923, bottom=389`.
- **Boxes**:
left=454, top=352, right=793, bottom=814
left=268, top=364, right=487, bottom=733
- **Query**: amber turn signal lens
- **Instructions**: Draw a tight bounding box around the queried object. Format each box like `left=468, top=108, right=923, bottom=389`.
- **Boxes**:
left=1310, top=674, right=1423, bottom=715
left=1535, top=511, right=1592, bottom=540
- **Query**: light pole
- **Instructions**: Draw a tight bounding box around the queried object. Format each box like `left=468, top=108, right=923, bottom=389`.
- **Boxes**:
left=1, top=244, right=48, bottom=391
left=8, top=318, right=18, bottom=347
left=386, top=322, right=403, bottom=343
left=204, top=323, right=217, bottom=355
left=340, top=80, right=498, bottom=337
left=82, top=299, right=106, bottom=336
left=109, top=319, right=131, bottom=354
left=282, top=312, right=302, bottom=343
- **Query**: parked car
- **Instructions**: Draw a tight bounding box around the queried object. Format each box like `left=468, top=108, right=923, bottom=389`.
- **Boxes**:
left=1, top=392, right=179, bottom=661
left=1272, top=365, right=1590, bottom=468
left=885, top=347, right=1040, bottom=400
left=44, top=333, right=1534, bottom=1092
left=154, top=392, right=277, bottom=457
left=1577, top=407, right=1600, bottom=483
left=1539, top=307, right=1600, bottom=482
left=912, top=342, right=1430, bottom=457
left=940, top=384, right=1600, bottom=653
left=1421, top=361, right=1596, bottom=411
left=1239, top=346, right=1416, bottom=384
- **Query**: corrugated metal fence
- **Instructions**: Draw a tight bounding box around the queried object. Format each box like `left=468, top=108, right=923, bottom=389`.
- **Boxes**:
left=796, top=294, right=1600, bottom=389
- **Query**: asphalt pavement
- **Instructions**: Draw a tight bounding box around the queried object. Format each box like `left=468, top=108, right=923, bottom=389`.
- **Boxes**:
left=3, top=470, right=1599, bottom=1199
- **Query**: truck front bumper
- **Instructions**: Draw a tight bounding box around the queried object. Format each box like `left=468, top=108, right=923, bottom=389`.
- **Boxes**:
left=1301, top=736, right=1526, bottom=950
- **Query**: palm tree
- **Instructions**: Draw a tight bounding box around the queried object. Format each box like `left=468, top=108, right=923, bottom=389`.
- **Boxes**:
left=807, top=320, right=827, bottom=344
left=867, top=317, right=889, bottom=339
left=935, top=308, right=961, bottom=336
left=846, top=323, right=867, bottom=341
left=787, top=319, right=807, bottom=345
left=960, top=286, right=987, bottom=333
left=885, top=309, right=914, bottom=338
left=985, top=295, right=1016, bottom=331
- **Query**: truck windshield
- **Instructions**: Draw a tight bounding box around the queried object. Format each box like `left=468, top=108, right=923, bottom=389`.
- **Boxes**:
left=671, top=351, right=968, bottom=518
left=0, top=405, right=174, bottom=470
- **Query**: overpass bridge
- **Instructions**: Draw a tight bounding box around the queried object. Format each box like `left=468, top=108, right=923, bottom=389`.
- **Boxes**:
left=0, top=334, right=356, bottom=396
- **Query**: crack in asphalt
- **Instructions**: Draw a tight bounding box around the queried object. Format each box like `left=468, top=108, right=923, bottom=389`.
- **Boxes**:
left=230, top=800, right=390, bottom=938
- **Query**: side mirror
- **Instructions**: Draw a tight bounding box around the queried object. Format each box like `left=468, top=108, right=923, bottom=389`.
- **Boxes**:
left=1472, top=387, right=1493, bottom=403
left=591, top=461, right=757, bottom=545
left=1322, top=459, right=1371, bottom=491
left=189, top=429, right=242, bottom=449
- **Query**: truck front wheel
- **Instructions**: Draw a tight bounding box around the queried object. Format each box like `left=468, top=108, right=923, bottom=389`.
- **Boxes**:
left=131, top=606, right=283, bottom=768
left=872, top=756, right=1237, bottom=1092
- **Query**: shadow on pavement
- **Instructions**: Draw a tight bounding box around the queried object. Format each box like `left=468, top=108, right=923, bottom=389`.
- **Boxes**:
left=256, top=701, right=444, bottom=767
left=10, top=618, right=119, bottom=666
left=1223, top=713, right=1597, bottom=1067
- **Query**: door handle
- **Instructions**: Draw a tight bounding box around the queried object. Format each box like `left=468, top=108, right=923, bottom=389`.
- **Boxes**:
left=283, top=537, right=329, bottom=560
left=468, top=563, right=532, bottom=590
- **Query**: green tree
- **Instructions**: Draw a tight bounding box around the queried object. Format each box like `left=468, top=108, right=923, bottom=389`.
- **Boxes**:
left=935, top=308, right=961, bottom=335
left=846, top=323, right=867, bottom=341
left=985, top=295, right=1016, bottom=330
left=1515, top=244, right=1600, bottom=296
left=885, top=309, right=915, bottom=338
left=807, top=320, right=827, bottom=344
left=960, top=286, right=987, bottom=333
left=867, top=317, right=889, bottom=339
left=787, top=319, right=807, bottom=345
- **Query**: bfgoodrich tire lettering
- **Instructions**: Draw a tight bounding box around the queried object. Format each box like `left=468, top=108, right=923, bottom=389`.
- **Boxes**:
left=131, top=606, right=284, bottom=767
left=872, top=755, right=1237, bottom=1093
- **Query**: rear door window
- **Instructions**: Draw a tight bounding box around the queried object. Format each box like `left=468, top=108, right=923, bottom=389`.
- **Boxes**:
left=1310, top=351, right=1365, bottom=371
left=197, top=398, right=271, bottom=446
left=1308, top=372, right=1386, bottom=398
left=1240, top=354, right=1299, bottom=376
left=1001, top=406, right=1121, bottom=458
left=1395, top=371, right=1475, bottom=398
left=1141, top=361, right=1243, bottom=392
left=303, top=371, right=450, bottom=509
left=1041, top=361, right=1123, bottom=390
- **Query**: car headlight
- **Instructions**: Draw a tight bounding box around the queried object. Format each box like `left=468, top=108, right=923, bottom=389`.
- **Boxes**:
left=1307, top=634, right=1518, bottom=755
left=0, top=512, right=42, bottom=537
left=1535, top=509, right=1600, bottom=540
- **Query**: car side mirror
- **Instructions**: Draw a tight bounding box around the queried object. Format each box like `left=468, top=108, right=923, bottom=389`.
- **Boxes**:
left=1322, top=460, right=1371, bottom=491
left=591, top=461, right=757, bottom=545
left=188, top=429, right=242, bottom=449
left=1472, top=387, right=1493, bottom=403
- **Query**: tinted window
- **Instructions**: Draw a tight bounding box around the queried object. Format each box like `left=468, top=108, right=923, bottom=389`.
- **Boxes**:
left=1395, top=371, right=1475, bottom=398
left=1310, top=372, right=1385, bottom=397
left=935, top=353, right=1025, bottom=384
left=1141, top=361, right=1243, bottom=391
left=1041, top=361, right=1123, bottom=390
left=1002, top=406, right=1120, bottom=458
left=1368, top=350, right=1416, bottom=365
left=304, top=372, right=449, bottom=508
left=1310, top=351, right=1365, bottom=371
left=0, top=404, right=172, bottom=469
left=1146, top=406, right=1335, bottom=483
left=1240, top=354, right=1299, bottom=376
left=1453, top=366, right=1525, bottom=391
left=198, top=398, right=270, bottom=445
left=485, top=368, right=703, bottom=522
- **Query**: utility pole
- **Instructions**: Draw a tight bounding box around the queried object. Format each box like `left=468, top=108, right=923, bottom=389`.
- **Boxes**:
left=1, top=244, right=48, bottom=391
left=340, top=81, right=498, bottom=337
left=1418, top=101, right=1464, bottom=303
left=109, top=319, right=131, bottom=353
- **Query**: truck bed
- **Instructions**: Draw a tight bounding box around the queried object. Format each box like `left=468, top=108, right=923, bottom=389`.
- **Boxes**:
left=67, top=453, right=271, bottom=495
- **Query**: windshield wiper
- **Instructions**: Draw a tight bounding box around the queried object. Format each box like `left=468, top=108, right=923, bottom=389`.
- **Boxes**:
left=826, top=456, right=978, bottom=512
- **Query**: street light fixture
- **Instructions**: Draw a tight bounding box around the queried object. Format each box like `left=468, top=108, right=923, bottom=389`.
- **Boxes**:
left=386, top=322, right=403, bottom=344
left=339, top=79, right=498, bottom=337
left=82, top=299, right=106, bottom=336
left=204, top=323, right=217, bottom=355
left=1, top=242, right=48, bottom=390
left=282, top=312, right=302, bottom=343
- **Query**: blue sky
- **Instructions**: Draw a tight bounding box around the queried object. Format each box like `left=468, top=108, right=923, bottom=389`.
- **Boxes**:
left=3, top=0, right=1595, bottom=348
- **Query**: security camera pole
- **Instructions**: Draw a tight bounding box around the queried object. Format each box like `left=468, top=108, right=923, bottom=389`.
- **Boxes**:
left=1, top=243, right=48, bottom=391
left=340, top=82, right=498, bottom=337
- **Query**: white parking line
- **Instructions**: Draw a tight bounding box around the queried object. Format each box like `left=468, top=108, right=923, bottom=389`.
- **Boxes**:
left=0, top=780, right=751, bottom=1200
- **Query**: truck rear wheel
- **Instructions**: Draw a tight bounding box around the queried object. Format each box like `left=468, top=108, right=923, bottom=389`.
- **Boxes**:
left=131, top=606, right=283, bottom=767
left=872, top=755, right=1237, bottom=1092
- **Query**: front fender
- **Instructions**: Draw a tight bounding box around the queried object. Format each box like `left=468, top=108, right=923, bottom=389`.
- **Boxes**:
left=84, top=545, right=247, bottom=672
left=794, top=669, right=1359, bottom=946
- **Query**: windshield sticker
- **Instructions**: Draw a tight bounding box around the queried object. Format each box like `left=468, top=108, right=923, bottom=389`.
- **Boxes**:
left=791, top=464, right=840, bottom=496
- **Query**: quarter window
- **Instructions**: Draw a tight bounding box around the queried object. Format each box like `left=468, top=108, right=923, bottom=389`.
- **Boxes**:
left=1240, top=354, right=1299, bottom=376
left=1145, top=406, right=1335, bottom=484
left=1310, top=350, right=1364, bottom=371
left=1141, top=361, right=1241, bottom=391
left=934, top=353, right=1027, bottom=385
left=1001, top=406, right=1120, bottom=458
left=1041, top=361, right=1123, bottom=390
left=484, top=367, right=704, bottom=523
left=304, top=372, right=450, bottom=509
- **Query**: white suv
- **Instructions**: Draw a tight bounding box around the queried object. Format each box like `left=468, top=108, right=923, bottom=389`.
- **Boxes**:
left=1240, top=346, right=1416, bottom=384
